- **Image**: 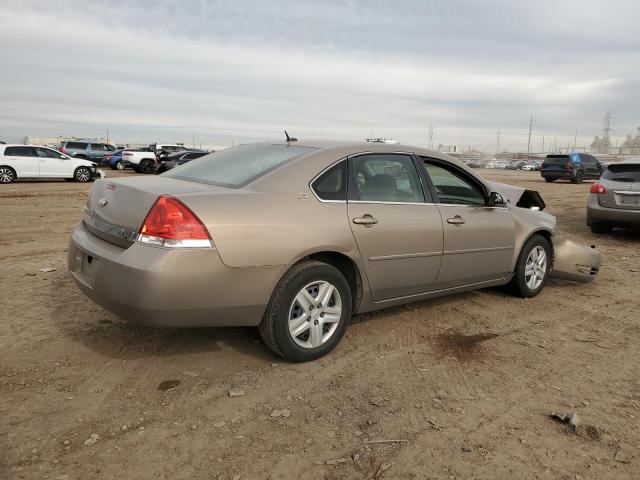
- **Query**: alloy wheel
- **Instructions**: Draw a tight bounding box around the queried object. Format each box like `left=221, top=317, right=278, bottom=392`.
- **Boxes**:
left=76, top=168, right=91, bottom=182
left=288, top=281, right=342, bottom=349
left=0, top=167, right=14, bottom=183
left=116, top=161, right=125, bottom=170
left=524, top=246, right=547, bottom=290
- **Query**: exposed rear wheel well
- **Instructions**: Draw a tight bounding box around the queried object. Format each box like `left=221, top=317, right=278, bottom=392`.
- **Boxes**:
left=300, top=252, right=363, bottom=313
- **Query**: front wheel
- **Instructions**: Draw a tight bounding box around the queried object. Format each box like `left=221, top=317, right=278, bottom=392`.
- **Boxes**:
left=259, top=261, right=352, bottom=362
left=115, top=161, right=125, bottom=170
left=507, top=234, right=552, bottom=298
left=74, top=166, right=92, bottom=182
left=572, top=172, right=584, bottom=184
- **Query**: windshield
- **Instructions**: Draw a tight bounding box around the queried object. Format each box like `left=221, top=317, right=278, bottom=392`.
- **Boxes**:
left=602, top=164, right=640, bottom=182
left=162, top=143, right=316, bottom=188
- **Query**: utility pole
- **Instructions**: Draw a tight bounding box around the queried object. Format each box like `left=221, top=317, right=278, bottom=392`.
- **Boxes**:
left=526, top=115, right=533, bottom=160
left=106, top=129, right=109, bottom=144
left=192, top=134, right=196, bottom=149
left=541, top=134, right=545, bottom=154
left=573, top=130, right=577, bottom=151
left=496, top=129, right=500, bottom=154
left=427, top=126, right=434, bottom=150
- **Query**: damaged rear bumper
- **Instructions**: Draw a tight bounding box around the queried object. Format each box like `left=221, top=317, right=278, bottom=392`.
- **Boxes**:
left=551, top=237, right=601, bottom=283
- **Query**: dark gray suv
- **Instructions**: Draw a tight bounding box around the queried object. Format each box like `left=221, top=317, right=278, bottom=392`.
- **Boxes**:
left=59, top=141, right=116, bottom=161
left=540, top=153, right=603, bottom=183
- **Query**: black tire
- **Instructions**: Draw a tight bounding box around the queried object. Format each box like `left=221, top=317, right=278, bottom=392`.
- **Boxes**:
left=74, top=166, right=92, bottom=183
left=590, top=223, right=611, bottom=234
left=259, top=261, right=352, bottom=362
left=544, top=178, right=555, bottom=183
left=115, top=161, right=125, bottom=170
left=507, top=234, right=552, bottom=298
left=572, top=172, right=584, bottom=184
left=0, top=166, right=16, bottom=184
left=139, top=159, right=155, bottom=174
left=132, top=165, right=141, bottom=173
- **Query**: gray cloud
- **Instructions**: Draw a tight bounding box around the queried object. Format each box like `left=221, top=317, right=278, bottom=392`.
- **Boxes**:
left=1, top=0, right=639, bottom=150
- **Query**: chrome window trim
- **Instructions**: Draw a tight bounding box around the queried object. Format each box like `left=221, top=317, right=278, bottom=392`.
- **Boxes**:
left=436, top=203, right=509, bottom=210
left=308, top=156, right=348, bottom=204
left=349, top=200, right=436, bottom=206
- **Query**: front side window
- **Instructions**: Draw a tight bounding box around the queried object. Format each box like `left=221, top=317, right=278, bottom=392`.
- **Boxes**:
left=351, top=154, right=424, bottom=203
left=311, top=161, right=346, bottom=201
left=36, top=147, right=61, bottom=158
left=422, top=160, right=486, bottom=206
left=163, top=143, right=316, bottom=188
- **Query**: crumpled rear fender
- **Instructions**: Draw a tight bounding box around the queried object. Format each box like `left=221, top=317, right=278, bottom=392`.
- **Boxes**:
left=551, top=237, right=601, bottom=283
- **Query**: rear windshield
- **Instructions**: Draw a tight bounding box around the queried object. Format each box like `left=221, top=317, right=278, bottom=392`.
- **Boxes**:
left=163, top=143, right=316, bottom=188
left=65, top=142, right=88, bottom=149
left=543, top=155, right=570, bottom=165
left=602, top=163, right=640, bottom=182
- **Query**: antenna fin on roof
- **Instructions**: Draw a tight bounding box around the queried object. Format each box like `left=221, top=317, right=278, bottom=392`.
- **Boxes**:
left=285, top=130, right=297, bottom=142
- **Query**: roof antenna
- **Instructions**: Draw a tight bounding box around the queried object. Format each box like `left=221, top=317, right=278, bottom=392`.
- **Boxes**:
left=285, top=130, right=297, bottom=142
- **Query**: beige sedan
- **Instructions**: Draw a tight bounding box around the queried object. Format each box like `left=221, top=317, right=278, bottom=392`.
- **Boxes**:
left=68, top=140, right=601, bottom=361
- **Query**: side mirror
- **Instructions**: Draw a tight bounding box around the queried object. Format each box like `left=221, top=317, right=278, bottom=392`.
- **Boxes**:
left=489, top=191, right=505, bottom=206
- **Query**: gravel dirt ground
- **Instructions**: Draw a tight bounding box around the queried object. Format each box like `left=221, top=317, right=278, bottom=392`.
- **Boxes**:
left=1, top=169, right=639, bottom=480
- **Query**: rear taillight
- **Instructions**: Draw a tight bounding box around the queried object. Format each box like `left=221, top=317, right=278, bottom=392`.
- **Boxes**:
left=590, top=183, right=607, bottom=194
left=138, top=195, right=212, bottom=248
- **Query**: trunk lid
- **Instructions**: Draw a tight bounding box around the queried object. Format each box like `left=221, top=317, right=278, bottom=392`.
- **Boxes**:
left=83, top=177, right=220, bottom=247
left=597, top=164, right=640, bottom=210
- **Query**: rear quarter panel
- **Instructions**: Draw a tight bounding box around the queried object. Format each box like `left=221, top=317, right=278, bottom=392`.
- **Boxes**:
left=178, top=190, right=359, bottom=268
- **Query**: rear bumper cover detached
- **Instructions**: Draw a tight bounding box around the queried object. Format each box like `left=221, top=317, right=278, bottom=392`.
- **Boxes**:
left=68, top=222, right=287, bottom=327
left=550, top=237, right=601, bottom=283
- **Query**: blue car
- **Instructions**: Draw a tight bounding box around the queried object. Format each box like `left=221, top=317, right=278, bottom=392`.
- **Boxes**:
left=101, top=150, right=127, bottom=170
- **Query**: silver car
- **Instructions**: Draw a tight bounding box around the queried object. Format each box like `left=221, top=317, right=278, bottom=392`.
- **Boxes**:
left=587, top=159, right=640, bottom=233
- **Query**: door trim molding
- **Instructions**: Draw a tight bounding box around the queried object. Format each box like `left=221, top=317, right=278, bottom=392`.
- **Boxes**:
left=443, top=246, right=513, bottom=255
left=369, top=251, right=442, bottom=261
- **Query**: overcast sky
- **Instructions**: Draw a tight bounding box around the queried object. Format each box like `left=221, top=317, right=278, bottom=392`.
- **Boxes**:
left=1, top=0, right=639, bottom=151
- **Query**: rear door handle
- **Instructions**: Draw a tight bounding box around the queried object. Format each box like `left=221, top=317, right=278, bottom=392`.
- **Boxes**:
left=352, top=214, right=379, bottom=226
left=447, top=215, right=465, bottom=226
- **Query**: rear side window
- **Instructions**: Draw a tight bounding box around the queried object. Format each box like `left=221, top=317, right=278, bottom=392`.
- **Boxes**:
left=163, top=143, right=316, bottom=188
left=544, top=155, right=570, bottom=165
left=66, top=142, right=88, bottom=149
left=602, top=164, right=640, bottom=182
left=311, top=161, right=347, bottom=201
left=352, top=154, right=424, bottom=203
left=4, top=146, right=36, bottom=157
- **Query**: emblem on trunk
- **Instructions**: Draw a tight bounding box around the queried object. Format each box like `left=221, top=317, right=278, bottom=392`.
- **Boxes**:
left=98, top=198, right=108, bottom=208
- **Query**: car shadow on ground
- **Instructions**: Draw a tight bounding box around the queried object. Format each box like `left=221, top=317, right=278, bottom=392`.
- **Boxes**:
left=49, top=275, right=276, bottom=362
